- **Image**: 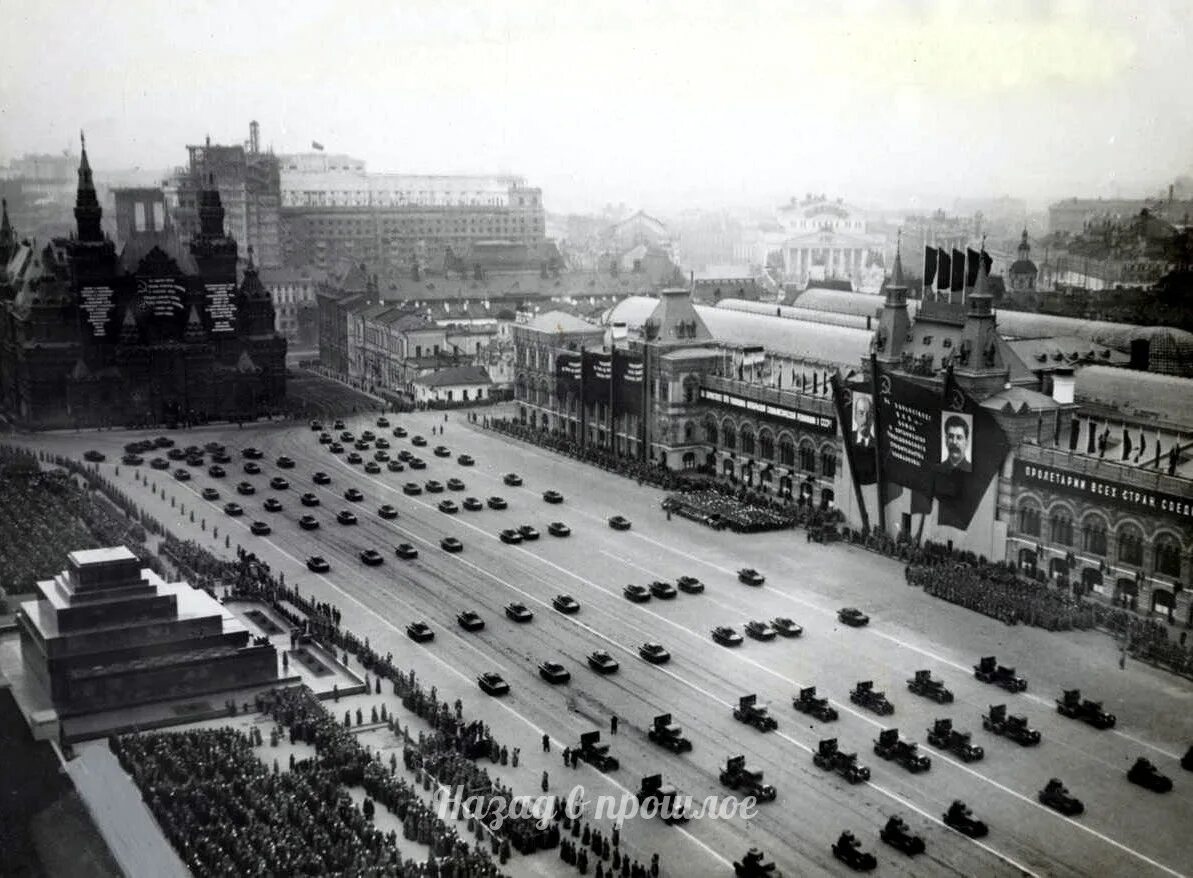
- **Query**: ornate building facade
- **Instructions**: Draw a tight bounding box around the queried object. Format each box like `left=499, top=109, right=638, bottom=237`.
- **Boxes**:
left=510, top=268, right=1192, bottom=624
left=0, top=137, right=286, bottom=428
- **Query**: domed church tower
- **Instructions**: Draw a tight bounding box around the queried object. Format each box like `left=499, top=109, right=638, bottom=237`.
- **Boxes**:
left=1008, top=229, right=1038, bottom=292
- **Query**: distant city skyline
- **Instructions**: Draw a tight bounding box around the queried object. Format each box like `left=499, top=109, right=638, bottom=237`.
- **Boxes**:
left=3, top=0, right=1191, bottom=215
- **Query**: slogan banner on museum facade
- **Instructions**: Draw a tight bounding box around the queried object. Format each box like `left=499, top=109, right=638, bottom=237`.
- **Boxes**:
left=699, top=387, right=836, bottom=433
left=79, top=285, right=116, bottom=338
left=204, top=282, right=238, bottom=333
left=137, top=276, right=186, bottom=318
left=1013, top=460, right=1193, bottom=525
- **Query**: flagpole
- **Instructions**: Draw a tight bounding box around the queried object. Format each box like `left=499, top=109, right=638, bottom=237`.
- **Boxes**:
left=870, top=352, right=887, bottom=537
left=579, top=346, right=586, bottom=452
left=608, top=348, right=615, bottom=455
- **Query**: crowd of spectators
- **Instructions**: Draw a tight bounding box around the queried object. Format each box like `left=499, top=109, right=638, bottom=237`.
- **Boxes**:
left=259, top=685, right=508, bottom=874
left=111, top=721, right=496, bottom=877
left=484, top=419, right=685, bottom=491
left=906, top=546, right=1193, bottom=678
left=0, top=445, right=162, bottom=595
left=175, top=544, right=669, bottom=872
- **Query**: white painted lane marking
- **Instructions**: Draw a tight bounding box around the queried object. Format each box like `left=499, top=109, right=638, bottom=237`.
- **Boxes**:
left=169, top=467, right=733, bottom=867
left=618, top=528, right=1183, bottom=762
left=124, top=443, right=1189, bottom=876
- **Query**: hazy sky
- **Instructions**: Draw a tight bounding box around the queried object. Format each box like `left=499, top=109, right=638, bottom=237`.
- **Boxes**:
left=2, top=0, right=1191, bottom=214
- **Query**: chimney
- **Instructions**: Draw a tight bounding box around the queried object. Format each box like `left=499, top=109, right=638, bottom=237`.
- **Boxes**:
left=1051, top=368, right=1075, bottom=405
left=250, top=121, right=260, bottom=154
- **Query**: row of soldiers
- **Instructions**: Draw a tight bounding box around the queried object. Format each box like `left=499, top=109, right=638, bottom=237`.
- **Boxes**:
left=908, top=561, right=1091, bottom=629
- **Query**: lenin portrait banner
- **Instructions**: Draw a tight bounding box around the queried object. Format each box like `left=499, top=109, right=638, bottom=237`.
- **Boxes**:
left=831, top=372, right=876, bottom=484
left=582, top=351, right=612, bottom=406
left=612, top=352, right=644, bottom=416
left=555, top=351, right=582, bottom=400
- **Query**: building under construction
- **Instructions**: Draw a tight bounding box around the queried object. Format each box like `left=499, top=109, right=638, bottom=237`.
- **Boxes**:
left=166, top=121, right=281, bottom=268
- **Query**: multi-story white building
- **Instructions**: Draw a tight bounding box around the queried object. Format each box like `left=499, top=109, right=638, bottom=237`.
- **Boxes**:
left=277, top=152, right=547, bottom=276
left=259, top=266, right=326, bottom=345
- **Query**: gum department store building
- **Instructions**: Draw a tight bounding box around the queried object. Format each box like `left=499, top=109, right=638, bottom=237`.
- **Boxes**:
left=511, top=262, right=1193, bottom=625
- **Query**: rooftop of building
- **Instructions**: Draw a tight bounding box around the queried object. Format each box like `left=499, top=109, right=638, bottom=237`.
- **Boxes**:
left=715, top=298, right=873, bottom=330
left=68, top=547, right=137, bottom=566
left=1075, top=365, right=1193, bottom=429
left=1006, top=336, right=1130, bottom=371
left=660, top=347, right=723, bottom=362
left=980, top=385, right=1061, bottom=415
left=523, top=310, right=602, bottom=334
left=695, top=266, right=757, bottom=281
left=789, top=287, right=891, bottom=316
left=258, top=266, right=328, bottom=284
left=606, top=295, right=874, bottom=365
left=412, top=365, right=493, bottom=387
left=317, top=270, right=659, bottom=304
left=792, top=286, right=1193, bottom=375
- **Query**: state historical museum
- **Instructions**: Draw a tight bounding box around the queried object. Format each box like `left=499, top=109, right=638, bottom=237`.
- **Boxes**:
left=0, top=136, right=286, bottom=428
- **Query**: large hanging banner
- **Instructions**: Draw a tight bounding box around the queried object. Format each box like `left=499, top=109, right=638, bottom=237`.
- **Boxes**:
left=555, top=351, right=582, bottom=400
left=876, top=368, right=1009, bottom=529
left=582, top=351, right=612, bottom=406
left=135, top=276, right=189, bottom=338
left=832, top=372, right=876, bottom=484
left=79, top=285, right=117, bottom=338
left=878, top=365, right=1006, bottom=524
left=876, top=371, right=941, bottom=496
left=612, top=351, right=644, bottom=416
left=204, top=282, right=238, bottom=333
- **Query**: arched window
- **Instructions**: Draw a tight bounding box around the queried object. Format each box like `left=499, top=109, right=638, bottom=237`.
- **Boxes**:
left=1082, top=515, right=1107, bottom=556
left=1117, top=523, right=1144, bottom=567
left=740, top=426, right=755, bottom=456
left=798, top=440, right=816, bottom=471
left=704, top=420, right=718, bottom=445
left=1049, top=508, right=1074, bottom=546
left=721, top=420, right=737, bottom=451
left=758, top=429, right=774, bottom=460
left=683, top=421, right=695, bottom=443
left=683, top=375, right=700, bottom=404
left=515, top=374, right=527, bottom=401
left=820, top=446, right=836, bottom=478
left=779, top=434, right=796, bottom=467
left=1018, top=504, right=1041, bottom=537
left=1154, top=534, right=1182, bottom=578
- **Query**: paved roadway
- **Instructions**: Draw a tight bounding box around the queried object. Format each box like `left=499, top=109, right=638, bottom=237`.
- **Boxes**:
left=25, top=412, right=1193, bottom=878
